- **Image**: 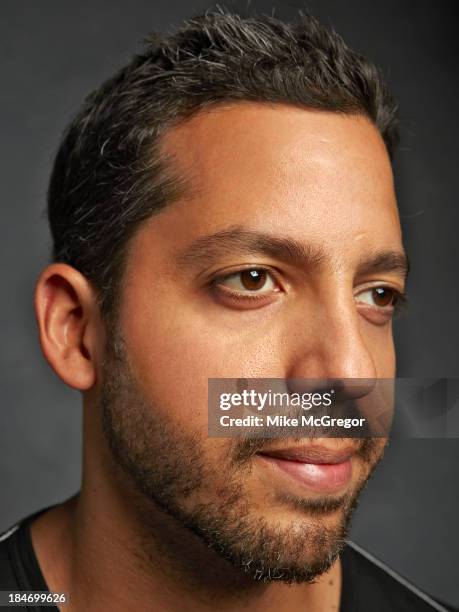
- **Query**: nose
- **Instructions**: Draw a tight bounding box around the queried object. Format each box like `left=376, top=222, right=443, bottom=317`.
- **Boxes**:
left=285, top=295, right=377, bottom=402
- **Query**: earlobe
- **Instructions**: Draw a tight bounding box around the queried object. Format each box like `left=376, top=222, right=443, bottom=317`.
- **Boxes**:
left=34, top=263, right=100, bottom=390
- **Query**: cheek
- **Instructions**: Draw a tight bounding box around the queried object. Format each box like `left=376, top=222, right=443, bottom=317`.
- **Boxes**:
left=360, top=319, right=396, bottom=377
left=117, top=287, right=284, bottom=431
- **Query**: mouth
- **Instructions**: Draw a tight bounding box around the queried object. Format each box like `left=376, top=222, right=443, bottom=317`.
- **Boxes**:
left=255, top=444, right=356, bottom=495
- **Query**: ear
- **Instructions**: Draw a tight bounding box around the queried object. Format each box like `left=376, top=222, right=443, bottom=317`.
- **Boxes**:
left=34, top=263, right=103, bottom=390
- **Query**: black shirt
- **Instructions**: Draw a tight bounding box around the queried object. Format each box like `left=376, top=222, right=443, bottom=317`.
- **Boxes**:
left=0, top=511, right=456, bottom=611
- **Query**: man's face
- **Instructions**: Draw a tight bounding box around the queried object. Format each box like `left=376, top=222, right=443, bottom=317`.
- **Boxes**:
left=100, top=103, right=406, bottom=582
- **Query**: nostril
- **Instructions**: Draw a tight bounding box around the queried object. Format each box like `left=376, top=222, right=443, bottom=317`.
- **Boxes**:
left=286, top=377, right=346, bottom=396
left=285, top=377, right=377, bottom=401
left=332, top=378, right=378, bottom=402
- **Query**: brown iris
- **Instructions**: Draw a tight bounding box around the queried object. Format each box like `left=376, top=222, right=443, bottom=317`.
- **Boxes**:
left=240, top=269, right=267, bottom=291
left=372, top=287, right=396, bottom=307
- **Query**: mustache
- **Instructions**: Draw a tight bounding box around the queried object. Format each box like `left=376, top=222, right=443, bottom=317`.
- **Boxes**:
left=225, top=395, right=393, bottom=458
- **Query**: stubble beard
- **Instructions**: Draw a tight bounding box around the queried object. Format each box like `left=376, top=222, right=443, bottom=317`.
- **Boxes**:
left=100, top=330, right=386, bottom=584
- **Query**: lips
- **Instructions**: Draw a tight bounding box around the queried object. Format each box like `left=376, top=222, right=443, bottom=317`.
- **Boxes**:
left=256, top=445, right=356, bottom=494
left=258, top=445, right=355, bottom=464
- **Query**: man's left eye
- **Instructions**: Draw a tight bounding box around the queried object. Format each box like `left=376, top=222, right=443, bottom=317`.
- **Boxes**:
left=217, top=268, right=279, bottom=294
left=355, top=287, right=400, bottom=309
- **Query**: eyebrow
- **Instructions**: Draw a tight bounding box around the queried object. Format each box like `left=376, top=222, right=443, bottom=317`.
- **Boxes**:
left=174, top=226, right=326, bottom=271
left=174, top=226, right=409, bottom=280
left=355, top=250, right=410, bottom=281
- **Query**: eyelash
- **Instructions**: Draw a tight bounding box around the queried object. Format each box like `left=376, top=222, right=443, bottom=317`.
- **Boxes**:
left=210, top=267, right=408, bottom=315
left=210, top=267, right=281, bottom=301
left=358, top=287, right=408, bottom=316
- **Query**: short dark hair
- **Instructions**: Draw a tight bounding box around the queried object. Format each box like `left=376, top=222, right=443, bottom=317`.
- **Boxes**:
left=48, top=10, right=399, bottom=317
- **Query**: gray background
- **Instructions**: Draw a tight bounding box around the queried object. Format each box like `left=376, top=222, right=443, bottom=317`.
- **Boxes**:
left=1, top=0, right=458, bottom=606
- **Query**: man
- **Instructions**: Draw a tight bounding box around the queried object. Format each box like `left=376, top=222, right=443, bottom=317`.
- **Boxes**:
left=0, top=10, right=454, bottom=612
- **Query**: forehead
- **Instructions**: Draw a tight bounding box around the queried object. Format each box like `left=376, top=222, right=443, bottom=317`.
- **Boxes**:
left=152, top=102, right=401, bottom=261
